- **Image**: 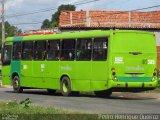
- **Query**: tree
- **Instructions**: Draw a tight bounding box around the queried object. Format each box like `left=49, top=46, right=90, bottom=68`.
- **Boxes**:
left=51, top=4, right=76, bottom=23
left=41, top=19, right=51, bottom=29
left=41, top=4, right=76, bottom=28
left=0, top=21, right=22, bottom=45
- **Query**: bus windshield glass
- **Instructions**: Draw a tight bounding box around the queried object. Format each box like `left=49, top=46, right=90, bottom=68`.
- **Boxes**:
left=2, top=45, right=12, bottom=65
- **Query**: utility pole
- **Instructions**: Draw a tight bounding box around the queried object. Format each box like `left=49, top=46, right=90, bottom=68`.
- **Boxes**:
left=1, top=0, right=5, bottom=47
left=0, top=0, right=5, bottom=87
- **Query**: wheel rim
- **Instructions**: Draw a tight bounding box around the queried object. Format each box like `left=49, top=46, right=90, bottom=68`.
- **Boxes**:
left=13, top=78, right=19, bottom=89
left=63, top=81, right=68, bottom=93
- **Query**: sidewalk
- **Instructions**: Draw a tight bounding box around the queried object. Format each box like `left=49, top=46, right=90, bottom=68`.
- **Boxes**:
left=116, top=92, right=160, bottom=99
left=0, top=79, right=12, bottom=88
left=136, top=92, right=160, bottom=98
left=0, top=79, right=2, bottom=87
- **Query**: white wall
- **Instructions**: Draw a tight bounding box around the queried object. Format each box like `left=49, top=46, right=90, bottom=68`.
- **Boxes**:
left=155, top=32, right=160, bottom=46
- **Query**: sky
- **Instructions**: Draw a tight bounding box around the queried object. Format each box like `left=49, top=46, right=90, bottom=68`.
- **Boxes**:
left=3, top=0, right=160, bottom=31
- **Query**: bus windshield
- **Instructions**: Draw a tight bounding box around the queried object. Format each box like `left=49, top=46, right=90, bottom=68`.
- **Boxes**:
left=2, top=45, right=12, bottom=65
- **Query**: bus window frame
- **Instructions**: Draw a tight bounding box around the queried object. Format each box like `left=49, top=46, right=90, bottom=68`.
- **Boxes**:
left=12, top=41, right=22, bottom=61
left=22, top=41, right=34, bottom=61
left=92, top=37, right=108, bottom=61
left=76, top=38, right=92, bottom=61
left=46, top=40, right=60, bottom=61
left=34, top=40, right=46, bottom=61
left=60, top=39, right=76, bottom=61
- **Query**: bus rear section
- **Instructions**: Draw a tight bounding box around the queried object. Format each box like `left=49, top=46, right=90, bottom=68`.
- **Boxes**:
left=109, top=31, right=158, bottom=92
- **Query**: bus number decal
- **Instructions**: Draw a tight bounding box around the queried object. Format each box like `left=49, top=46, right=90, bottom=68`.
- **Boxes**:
left=61, top=66, right=72, bottom=71
left=148, top=59, right=155, bottom=64
left=114, top=57, right=124, bottom=64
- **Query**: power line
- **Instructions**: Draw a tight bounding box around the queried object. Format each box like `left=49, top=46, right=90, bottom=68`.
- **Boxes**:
left=59, top=4, right=160, bottom=22
left=6, top=0, right=102, bottom=19
left=6, top=0, right=160, bottom=19
left=12, top=22, right=42, bottom=26
left=74, top=0, right=100, bottom=6
left=6, top=0, right=94, bottom=18
left=1, top=0, right=5, bottom=45
left=9, top=0, right=102, bottom=26
left=11, top=3, right=160, bottom=26
left=6, top=7, right=57, bottom=18
left=132, top=4, right=160, bottom=11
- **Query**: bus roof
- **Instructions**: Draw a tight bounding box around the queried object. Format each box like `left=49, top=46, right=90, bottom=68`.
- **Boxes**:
left=5, top=30, right=154, bottom=42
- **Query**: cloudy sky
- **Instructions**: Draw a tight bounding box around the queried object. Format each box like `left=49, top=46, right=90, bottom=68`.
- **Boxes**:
left=3, top=0, right=160, bottom=31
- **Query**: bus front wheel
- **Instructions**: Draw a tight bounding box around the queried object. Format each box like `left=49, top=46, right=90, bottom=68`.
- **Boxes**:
left=94, top=89, right=112, bottom=98
left=12, top=76, right=23, bottom=93
left=60, top=76, right=72, bottom=96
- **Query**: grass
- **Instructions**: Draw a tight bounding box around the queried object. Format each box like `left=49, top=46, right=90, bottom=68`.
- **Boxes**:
left=149, top=87, right=160, bottom=92
left=146, top=79, right=160, bottom=92
left=0, top=99, right=99, bottom=120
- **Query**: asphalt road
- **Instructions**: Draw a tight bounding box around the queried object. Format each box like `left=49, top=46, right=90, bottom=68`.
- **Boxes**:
left=0, top=87, right=160, bottom=114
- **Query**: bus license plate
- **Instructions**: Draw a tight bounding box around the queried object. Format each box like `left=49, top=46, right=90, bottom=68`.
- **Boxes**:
left=132, top=74, right=138, bottom=77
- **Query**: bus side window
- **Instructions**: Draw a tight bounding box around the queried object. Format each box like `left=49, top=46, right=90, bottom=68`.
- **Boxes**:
left=47, top=40, right=60, bottom=60
left=76, top=39, right=92, bottom=61
left=61, top=39, right=75, bottom=61
left=13, top=42, right=22, bottom=60
left=93, top=38, right=108, bottom=61
left=34, top=41, right=46, bottom=60
left=22, top=41, right=33, bottom=60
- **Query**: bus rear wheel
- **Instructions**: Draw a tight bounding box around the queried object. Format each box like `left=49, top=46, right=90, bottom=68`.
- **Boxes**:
left=12, top=76, right=23, bottom=93
left=60, top=76, right=72, bottom=96
left=94, top=89, right=112, bottom=98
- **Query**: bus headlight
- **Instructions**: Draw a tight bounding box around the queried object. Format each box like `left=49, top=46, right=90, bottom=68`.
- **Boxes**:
left=151, top=76, right=155, bottom=81
left=151, top=76, right=157, bottom=81
left=113, top=76, right=118, bottom=80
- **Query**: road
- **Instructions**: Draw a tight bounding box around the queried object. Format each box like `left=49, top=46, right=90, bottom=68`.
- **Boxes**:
left=0, top=87, right=160, bottom=114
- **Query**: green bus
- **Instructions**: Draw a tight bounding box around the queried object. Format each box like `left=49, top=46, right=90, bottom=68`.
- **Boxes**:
left=1, top=30, right=158, bottom=97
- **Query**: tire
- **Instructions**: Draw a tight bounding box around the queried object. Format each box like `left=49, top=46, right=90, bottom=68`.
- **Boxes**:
left=12, top=76, right=23, bottom=93
left=60, top=76, right=72, bottom=96
left=94, top=89, right=112, bottom=98
left=47, top=89, right=56, bottom=94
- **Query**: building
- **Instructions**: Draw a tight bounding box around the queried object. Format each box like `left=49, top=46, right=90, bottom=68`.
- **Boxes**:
left=59, top=10, right=160, bottom=68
